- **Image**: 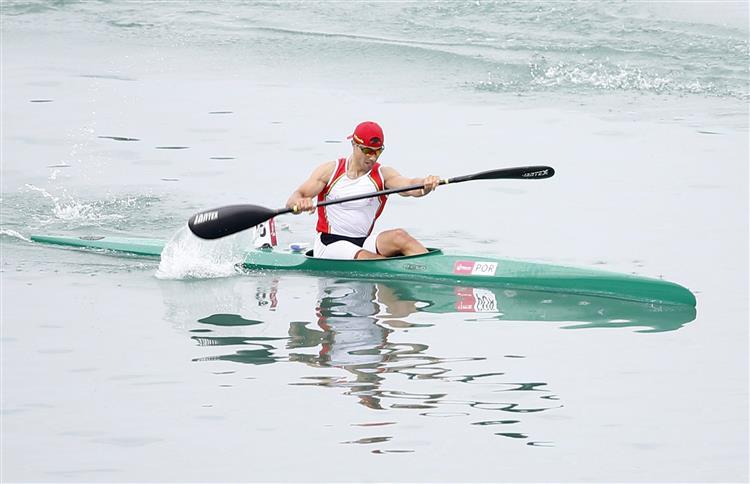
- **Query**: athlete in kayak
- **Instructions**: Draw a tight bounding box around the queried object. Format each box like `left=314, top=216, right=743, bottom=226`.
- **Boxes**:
left=286, top=121, right=440, bottom=260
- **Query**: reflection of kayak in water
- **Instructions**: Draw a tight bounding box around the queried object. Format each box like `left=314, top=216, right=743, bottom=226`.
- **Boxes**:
left=369, top=280, right=696, bottom=333
left=30, top=234, right=695, bottom=306
left=158, top=274, right=693, bottom=373
left=245, top=277, right=696, bottom=334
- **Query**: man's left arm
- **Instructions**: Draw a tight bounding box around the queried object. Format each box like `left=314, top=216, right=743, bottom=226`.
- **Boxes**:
left=381, top=166, right=440, bottom=198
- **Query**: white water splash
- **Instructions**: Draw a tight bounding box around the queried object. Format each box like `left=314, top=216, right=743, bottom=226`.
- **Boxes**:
left=155, top=226, right=254, bottom=280
left=0, top=228, right=32, bottom=243
left=22, top=184, right=144, bottom=225
left=474, top=56, right=747, bottom=100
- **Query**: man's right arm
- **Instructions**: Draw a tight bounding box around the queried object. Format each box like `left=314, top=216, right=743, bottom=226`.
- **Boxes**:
left=286, top=161, right=335, bottom=213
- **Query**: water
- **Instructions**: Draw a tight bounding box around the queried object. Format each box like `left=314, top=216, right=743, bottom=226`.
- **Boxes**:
left=2, top=1, right=748, bottom=481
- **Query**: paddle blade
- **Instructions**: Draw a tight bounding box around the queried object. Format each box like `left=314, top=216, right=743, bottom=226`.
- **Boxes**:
left=188, top=204, right=278, bottom=240
left=448, top=166, right=555, bottom=184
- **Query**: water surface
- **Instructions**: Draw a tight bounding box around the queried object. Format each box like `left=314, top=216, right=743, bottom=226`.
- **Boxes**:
left=1, top=1, right=747, bottom=482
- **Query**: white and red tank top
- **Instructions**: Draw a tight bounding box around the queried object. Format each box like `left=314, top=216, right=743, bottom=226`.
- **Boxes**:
left=316, top=157, right=387, bottom=237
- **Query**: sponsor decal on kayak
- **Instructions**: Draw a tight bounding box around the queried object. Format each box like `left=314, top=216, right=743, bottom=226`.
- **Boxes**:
left=193, top=210, right=219, bottom=225
left=254, top=219, right=278, bottom=248
left=455, top=287, right=499, bottom=312
left=453, top=260, right=498, bottom=276
left=403, top=263, right=427, bottom=271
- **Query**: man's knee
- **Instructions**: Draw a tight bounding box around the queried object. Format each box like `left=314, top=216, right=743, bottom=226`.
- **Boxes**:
left=376, top=228, right=426, bottom=257
left=376, top=228, right=419, bottom=257
left=388, top=228, right=413, bottom=246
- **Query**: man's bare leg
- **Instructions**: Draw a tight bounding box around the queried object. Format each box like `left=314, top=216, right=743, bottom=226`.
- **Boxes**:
left=374, top=229, right=428, bottom=257
left=354, top=249, right=385, bottom=260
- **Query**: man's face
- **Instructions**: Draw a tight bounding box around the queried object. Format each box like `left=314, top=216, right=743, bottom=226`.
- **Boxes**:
left=353, top=143, right=384, bottom=167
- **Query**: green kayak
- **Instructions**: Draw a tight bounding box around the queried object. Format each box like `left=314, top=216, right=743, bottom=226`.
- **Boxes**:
left=29, top=234, right=696, bottom=306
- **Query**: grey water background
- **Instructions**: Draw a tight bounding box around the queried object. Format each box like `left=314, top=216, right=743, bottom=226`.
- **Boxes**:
left=1, top=1, right=748, bottom=481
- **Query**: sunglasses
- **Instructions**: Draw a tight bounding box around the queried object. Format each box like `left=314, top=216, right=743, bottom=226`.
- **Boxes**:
left=357, top=144, right=385, bottom=156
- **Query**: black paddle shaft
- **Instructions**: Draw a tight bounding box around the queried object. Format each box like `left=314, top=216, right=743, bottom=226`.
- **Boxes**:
left=188, top=165, right=555, bottom=239
left=312, top=165, right=554, bottom=208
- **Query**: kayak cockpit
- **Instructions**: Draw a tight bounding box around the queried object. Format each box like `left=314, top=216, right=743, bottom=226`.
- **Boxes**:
left=302, top=247, right=443, bottom=260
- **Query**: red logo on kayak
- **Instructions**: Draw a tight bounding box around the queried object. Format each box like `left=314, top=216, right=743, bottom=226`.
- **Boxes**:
left=453, top=261, right=475, bottom=275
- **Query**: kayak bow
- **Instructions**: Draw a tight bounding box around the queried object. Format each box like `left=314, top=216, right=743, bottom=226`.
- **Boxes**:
left=29, top=234, right=696, bottom=306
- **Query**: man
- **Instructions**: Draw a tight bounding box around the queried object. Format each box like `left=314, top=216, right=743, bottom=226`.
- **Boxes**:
left=286, top=121, right=440, bottom=260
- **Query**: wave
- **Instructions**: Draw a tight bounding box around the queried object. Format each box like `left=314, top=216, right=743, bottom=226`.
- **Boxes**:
left=3, top=0, right=747, bottom=103
left=472, top=56, right=749, bottom=100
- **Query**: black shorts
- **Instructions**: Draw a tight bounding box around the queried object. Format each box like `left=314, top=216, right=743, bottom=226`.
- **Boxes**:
left=319, top=233, right=368, bottom=247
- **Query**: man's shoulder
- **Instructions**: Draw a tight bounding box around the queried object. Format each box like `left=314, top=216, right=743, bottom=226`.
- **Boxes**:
left=313, top=160, right=338, bottom=180
left=379, top=165, right=398, bottom=177
left=314, top=159, right=338, bottom=171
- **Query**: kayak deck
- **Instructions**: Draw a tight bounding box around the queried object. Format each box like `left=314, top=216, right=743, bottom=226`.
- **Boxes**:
left=30, top=234, right=164, bottom=257
left=242, top=247, right=696, bottom=306
left=29, top=234, right=696, bottom=306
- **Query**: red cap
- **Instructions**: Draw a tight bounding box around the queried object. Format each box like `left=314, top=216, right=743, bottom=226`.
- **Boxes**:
left=347, top=121, right=384, bottom=148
